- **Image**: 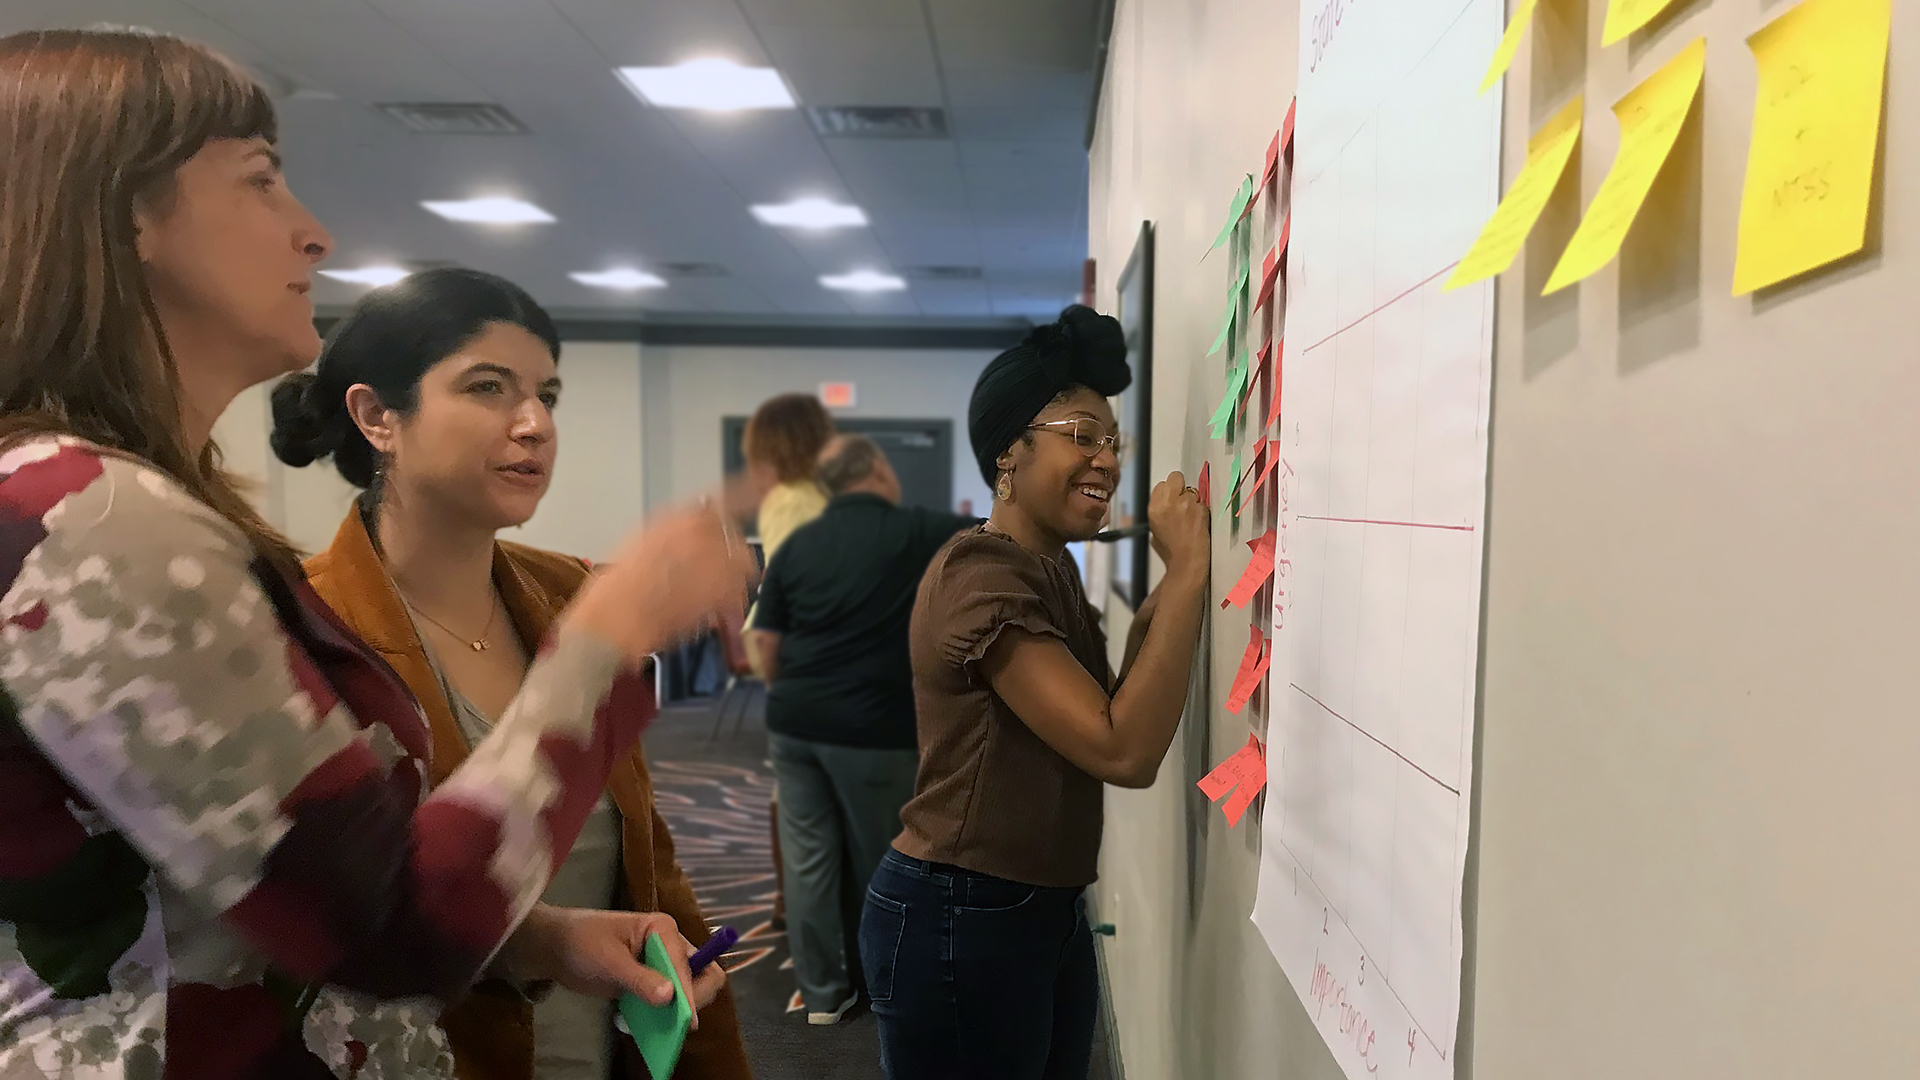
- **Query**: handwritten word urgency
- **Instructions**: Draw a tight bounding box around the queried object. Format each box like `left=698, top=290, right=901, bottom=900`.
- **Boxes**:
left=1309, top=0, right=1358, bottom=73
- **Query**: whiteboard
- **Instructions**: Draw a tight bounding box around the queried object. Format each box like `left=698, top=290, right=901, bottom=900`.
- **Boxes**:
left=1253, top=1, right=1502, bottom=1077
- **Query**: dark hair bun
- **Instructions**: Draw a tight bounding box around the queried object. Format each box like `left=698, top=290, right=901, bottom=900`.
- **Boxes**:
left=267, top=372, right=340, bottom=468
left=1055, top=304, right=1129, bottom=394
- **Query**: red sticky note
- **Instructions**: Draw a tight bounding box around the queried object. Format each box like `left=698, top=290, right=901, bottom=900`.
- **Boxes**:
left=1198, top=734, right=1269, bottom=827
left=1261, top=131, right=1281, bottom=193
left=1276, top=214, right=1292, bottom=261
left=1196, top=462, right=1211, bottom=508
left=1243, top=440, right=1283, bottom=504
left=1254, top=246, right=1281, bottom=313
left=1233, top=359, right=1262, bottom=426
left=1197, top=731, right=1263, bottom=801
left=1197, top=727, right=1255, bottom=800
left=1280, top=98, right=1297, bottom=160
left=1220, top=741, right=1268, bottom=827
left=1222, top=529, right=1278, bottom=609
left=1226, top=628, right=1270, bottom=715
left=1265, top=338, right=1285, bottom=427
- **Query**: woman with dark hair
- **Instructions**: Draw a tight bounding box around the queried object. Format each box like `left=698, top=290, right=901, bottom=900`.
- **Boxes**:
left=270, top=268, right=754, bottom=1080
left=858, top=306, right=1211, bottom=1079
left=0, top=28, right=746, bottom=1078
left=742, top=393, right=835, bottom=561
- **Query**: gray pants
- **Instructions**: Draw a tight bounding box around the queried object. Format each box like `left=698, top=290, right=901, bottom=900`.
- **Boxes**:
left=767, top=732, right=920, bottom=1013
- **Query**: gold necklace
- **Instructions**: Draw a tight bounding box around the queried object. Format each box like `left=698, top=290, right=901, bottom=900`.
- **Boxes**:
left=404, top=594, right=499, bottom=652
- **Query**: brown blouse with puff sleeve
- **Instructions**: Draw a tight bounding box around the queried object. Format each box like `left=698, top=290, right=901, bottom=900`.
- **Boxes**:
left=894, top=526, right=1113, bottom=887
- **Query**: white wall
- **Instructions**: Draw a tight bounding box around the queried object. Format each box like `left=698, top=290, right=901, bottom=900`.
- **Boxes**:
left=1086, top=2, right=1330, bottom=1079
left=640, top=343, right=996, bottom=515
left=1091, top=0, right=1920, bottom=1078
left=214, top=340, right=645, bottom=562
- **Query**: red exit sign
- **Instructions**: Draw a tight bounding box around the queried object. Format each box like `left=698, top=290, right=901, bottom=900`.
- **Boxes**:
left=818, top=382, right=857, bottom=409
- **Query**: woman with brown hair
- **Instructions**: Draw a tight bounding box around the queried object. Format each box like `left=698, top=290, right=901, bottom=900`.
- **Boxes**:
left=274, top=267, right=753, bottom=1080
left=742, top=393, right=835, bottom=562
left=0, top=27, right=749, bottom=1078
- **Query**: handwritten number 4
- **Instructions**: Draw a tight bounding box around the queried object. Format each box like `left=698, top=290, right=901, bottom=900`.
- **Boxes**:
left=1408, top=1027, right=1418, bottom=1065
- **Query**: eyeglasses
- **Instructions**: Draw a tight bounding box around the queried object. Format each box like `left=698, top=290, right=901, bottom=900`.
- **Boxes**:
left=1029, top=417, right=1128, bottom=461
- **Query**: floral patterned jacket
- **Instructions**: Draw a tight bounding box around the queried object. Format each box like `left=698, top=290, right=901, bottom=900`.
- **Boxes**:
left=0, top=437, right=651, bottom=1079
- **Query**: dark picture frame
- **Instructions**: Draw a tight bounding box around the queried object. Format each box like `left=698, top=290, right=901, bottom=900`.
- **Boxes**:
left=1110, top=221, right=1154, bottom=610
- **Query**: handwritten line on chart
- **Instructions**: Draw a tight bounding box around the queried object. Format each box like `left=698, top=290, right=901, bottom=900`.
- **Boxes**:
left=1295, top=515, right=1475, bottom=532
left=1289, top=684, right=1460, bottom=796
left=1301, top=261, right=1460, bottom=355
left=1276, top=846, right=1452, bottom=1063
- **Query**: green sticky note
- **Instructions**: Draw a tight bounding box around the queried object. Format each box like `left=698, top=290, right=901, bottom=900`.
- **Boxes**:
left=1206, top=175, right=1258, bottom=254
left=619, top=933, right=692, bottom=1079
left=1207, top=302, right=1236, bottom=356
left=1209, top=360, right=1248, bottom=438
left=1228, top=450, right=1244, bottom=516
left=1234, top=258, right=1252, bottom=296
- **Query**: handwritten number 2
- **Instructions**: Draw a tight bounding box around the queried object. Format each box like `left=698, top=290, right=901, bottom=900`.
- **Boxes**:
left=1323, top=908, right=1329, bottom=934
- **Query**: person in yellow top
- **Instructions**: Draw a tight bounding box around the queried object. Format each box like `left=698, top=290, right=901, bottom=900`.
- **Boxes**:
left=741, top=394, right=834, bottom=682
left=744, top=393, right=835, bottom=560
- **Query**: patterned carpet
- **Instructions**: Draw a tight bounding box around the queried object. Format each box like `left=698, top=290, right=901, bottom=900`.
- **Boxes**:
left=646, top=698, right=886, bottom=1080
left=646, top=694, right=1112, bottom=1080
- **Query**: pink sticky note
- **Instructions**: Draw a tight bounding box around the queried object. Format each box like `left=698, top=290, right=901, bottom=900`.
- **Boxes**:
left=1254, top=247, right=1281, bottom=312
left=1222, top=530, right=1278, bottom=610
left=1234, top=361, right=1262, bottom=427
left=1220, top=741, right=1268, bottom=827
left=1243, top=440, right=1284, bottom=504
left=1224, top=624, right=1266, bottom=714
left=1265, top=338, right=1285, bottom=427
left=1196, top=462, right=1211, bottom=509
left=1198, top=732, right=1263, bottom=802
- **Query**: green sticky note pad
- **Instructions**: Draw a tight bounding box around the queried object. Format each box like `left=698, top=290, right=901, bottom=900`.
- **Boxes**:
left=619, top=934, right=692, bottom=1078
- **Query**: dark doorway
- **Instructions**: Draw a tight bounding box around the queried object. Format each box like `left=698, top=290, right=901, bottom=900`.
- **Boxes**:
left=722, top=416, right=955, bottom=534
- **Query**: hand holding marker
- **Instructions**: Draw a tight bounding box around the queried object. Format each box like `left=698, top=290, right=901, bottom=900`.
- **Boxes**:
left=616, top=924, right=738, bottom=1077
left=686, top=925, right=740, bottom=975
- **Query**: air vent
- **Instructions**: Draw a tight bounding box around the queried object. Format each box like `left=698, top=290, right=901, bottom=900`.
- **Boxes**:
left=660, top=262, right=731, bottom=279
left=907, top=265, right=984, bottom=281
left=376, top=102, right=529, bottom=135
left=806, top=106, right=948, bottom=139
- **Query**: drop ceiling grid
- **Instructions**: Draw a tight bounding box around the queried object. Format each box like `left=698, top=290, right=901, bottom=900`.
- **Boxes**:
left=0, top=0, right=1096, bottom=321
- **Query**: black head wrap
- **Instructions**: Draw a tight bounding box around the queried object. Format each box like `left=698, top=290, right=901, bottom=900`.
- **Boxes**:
left=968, top=305, right=1131, bottom=486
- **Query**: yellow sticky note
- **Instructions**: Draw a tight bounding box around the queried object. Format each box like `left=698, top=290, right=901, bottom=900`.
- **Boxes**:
left=1542, top=39, right=1704, bottom=295
left=1480, top=0, right=1542, bottom=94
left=1602, top=0, right=1682, bottom=46
left=1444, top=96, right=1584, bottom=291
left=1732, top=0, right=1892, bottom=295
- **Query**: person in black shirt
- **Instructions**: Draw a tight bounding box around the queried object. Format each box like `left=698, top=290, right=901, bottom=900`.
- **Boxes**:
left=747, top=434, right=975, bottom=1025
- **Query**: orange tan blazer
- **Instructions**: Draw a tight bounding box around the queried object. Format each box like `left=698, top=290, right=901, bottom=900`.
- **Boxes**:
left=304, top=508, right=753, bottom=1080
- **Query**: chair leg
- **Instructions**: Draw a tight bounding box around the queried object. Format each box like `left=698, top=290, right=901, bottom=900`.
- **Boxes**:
left=708, top=677, right=737, bottom=743
left=728, top=681, right=758, bottom=740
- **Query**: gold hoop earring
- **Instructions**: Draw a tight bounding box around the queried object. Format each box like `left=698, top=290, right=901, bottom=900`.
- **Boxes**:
left=995, top=471, right=1014, bottom=502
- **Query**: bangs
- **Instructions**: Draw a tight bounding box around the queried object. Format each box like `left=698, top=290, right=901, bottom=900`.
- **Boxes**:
left=158, top=33, right=279, bottom=149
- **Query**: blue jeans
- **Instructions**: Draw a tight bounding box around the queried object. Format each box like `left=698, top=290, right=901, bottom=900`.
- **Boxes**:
left=859, top=850, right=1097, bottom=1080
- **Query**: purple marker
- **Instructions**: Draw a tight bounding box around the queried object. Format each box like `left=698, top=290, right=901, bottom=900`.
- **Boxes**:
left=688, top=926, right=739, bottom=975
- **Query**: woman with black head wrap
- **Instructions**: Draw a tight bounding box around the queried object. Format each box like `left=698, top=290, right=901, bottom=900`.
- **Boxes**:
left=857, top=306, right=1211, bottom=1078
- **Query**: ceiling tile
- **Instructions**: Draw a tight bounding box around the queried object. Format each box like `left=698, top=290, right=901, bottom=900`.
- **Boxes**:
left=927, top=0, right=1098, bottom=70
left=757, top=23, right=942, bottom=107
left=949, top=106, right=1085, bottom=142
left=738, top=0, right=925, bottom=28
left=6, top=0, right=1099, bottom=324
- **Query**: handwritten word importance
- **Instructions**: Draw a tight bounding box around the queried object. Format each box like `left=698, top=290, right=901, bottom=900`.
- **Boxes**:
left=1310, top=954, right=1379, bottom=1073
